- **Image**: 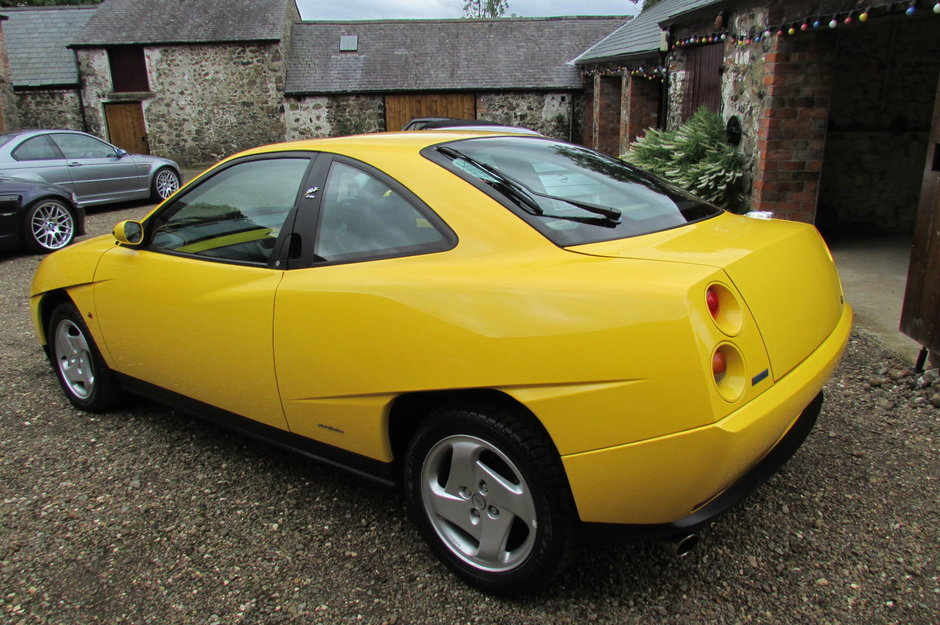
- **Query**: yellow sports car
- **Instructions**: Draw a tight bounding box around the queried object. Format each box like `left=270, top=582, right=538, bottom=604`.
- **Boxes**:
left=30, top=132, right=851, bottom=594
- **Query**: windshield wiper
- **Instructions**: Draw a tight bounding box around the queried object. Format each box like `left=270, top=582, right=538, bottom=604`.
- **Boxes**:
left=438, top=146, right=543, bottom=216
left=438, top=145, right=622, bottom=225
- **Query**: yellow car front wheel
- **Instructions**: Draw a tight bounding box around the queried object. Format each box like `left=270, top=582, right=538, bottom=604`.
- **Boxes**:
left=48, top=302, right=122, bottom=412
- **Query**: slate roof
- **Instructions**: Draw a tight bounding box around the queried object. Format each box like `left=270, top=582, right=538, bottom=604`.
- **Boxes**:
left=71, top=0, right=293, bottom=46
left=573, top=0, right=727, bottom=64
left=0, top=7, right=95, bottom=87
left=285, top=17, right=628, bottom=95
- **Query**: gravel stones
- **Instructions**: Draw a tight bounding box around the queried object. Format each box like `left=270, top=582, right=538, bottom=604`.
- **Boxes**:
left=0, top=205, right=937, bottom=623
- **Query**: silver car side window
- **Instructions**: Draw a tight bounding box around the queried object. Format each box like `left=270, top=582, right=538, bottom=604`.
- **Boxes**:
left=51, top=134, right=117, bottom=160
left=12, top=136, right=64, bottom=161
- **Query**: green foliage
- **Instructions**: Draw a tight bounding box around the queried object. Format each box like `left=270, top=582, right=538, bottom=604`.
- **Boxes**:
left=462, top=0, right=508, bottom=18
left=627, top=0, right=665, bottom=10
left=622, top=108, right=744, bottom=210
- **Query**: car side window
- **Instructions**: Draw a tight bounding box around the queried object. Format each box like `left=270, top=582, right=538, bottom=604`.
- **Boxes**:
left=316, top=161, right=448, bottom=263
left=149, top=157, right=309, bottom=266
left=12, top=136, right=64, bottom=161
left=52, top=134, right=117, bottom=159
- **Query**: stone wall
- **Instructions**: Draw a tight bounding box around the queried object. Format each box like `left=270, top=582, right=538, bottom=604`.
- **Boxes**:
left=78, top=43, right=287, bottom=166
left=720, top=6, right=773, bottom=189
left=0, top=23, right=18, bottom=132
left=285, top=91, right=580, bottom=142
left=285, top=95, right=331, bottom=139
left=14, top=89, right=84, bottom=130
left=144, top=44, right=286, bottom=165
left=284, top=95, right=384, bottom=140
left=475, top=91, right=575, bottom=141
left=75, top=48, right=111, bottom=139
left=326, top=95, right=385, bottom=137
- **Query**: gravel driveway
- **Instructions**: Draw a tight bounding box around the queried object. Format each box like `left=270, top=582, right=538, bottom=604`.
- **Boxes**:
left=1, top=202, right=937, bottom=624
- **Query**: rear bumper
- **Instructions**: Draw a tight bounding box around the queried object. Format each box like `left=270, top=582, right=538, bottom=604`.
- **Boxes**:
left=562, top=304, right=852, bottom=526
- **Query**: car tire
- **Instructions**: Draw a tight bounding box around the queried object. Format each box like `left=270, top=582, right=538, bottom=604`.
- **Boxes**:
left=23, top=199, right=76, bottom=253
left=404, top=404, right=578, bottom=595
left=151, top=167, right=180, bottom=202
left=48, top=302, right=122, bottom=412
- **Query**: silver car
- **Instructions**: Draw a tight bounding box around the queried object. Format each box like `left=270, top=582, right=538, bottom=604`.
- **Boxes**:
left=0, top=130, right=180, bottom=207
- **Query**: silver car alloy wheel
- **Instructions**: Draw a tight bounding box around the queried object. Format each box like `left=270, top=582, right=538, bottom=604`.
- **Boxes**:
left=54, top=318, right=94, bottom=400
left=30, top=200, right=74, bottom=250
left=420, top=434, right=538, bottom=573
left=155, top=169, right=180, bottom=200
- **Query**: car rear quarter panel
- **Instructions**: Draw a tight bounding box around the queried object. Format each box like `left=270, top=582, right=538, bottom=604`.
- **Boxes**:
left=273, top=249, right=772, bottom=461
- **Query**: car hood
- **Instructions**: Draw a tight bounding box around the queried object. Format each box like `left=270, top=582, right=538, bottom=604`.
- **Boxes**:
left=567, top=212, right=845, bottom=380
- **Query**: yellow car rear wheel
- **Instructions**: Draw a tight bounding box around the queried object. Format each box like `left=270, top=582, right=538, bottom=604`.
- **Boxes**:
left=404, top=404, right=578, bottom=595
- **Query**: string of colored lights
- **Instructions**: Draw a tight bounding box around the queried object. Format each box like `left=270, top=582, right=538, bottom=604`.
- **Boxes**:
left=582, top=0, right=939, bottom=81
left=672, top=0, right=939, bottom=50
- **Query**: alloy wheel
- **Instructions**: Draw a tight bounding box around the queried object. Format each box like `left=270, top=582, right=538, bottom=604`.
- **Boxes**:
left=30, top=201, right=74, bottom=250
left=54, top=318, right=95, bottom=400
left=420, top=434, right=538, bottom=572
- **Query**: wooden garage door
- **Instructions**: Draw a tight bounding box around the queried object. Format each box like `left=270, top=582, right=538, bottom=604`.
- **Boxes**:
left=385, top=94, right=476, bottom=131
left=901, top=73, right=940, bottom=354
left=104, top=102, right=149, bottom=154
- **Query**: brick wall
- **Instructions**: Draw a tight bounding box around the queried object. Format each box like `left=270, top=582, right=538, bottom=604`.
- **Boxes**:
left=751, top=33, right=834, bottom=222
left=623, top=75, right=660, bottom=148
left=581, top=76, right=595, bottom=147
left=597, top=75, right=623, bottom=156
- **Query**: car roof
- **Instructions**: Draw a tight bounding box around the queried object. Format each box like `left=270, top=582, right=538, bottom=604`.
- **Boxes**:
left=0, top=129, right=88, bottom=141
left=232, top=130, right=545, bottom=159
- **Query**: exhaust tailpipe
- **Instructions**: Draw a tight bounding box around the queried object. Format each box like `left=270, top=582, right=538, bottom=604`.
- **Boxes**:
left=656, top=532, right=699, bottom=557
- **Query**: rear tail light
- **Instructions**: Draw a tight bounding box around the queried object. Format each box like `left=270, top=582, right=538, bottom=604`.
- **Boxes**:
left=712, top=344, right=745, bottom=402
left=705, top=283, right=743, bottom=336
left=712, top=349, right=727, bottom=377
left=706, top=287, right=720, bottom=319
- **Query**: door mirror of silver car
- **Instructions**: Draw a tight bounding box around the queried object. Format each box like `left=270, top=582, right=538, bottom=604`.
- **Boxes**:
left=114, top=148, right=129, bottom=158
left=113, top=220, right=143, bottom=245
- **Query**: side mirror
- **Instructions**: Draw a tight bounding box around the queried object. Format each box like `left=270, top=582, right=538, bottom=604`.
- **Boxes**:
left=114, top=148, right=129, bottom=158
left=113, top=220, right=143, bottom=245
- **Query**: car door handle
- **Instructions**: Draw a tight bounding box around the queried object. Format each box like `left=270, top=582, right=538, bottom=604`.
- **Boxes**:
left=68, top=161, right=82, bottom=167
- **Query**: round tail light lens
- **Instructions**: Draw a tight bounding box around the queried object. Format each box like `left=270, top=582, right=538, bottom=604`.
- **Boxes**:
left=712, top=349, right=727, bottom=376
left=705, top=283, right=743, bottom=336
left=712, top=344, right=746, bottom=402
left=706, top=286, right=720, bottom=318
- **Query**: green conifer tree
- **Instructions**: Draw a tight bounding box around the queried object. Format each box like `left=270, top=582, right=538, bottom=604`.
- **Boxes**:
left=622, top=108, right=744, bottom=210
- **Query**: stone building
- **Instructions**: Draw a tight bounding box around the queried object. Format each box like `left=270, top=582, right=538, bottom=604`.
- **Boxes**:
left=0, top=1, right=627, bottom=167
left=574, top=0, right=940, bottom=237
left=283, top=17, right=626, bottom=142
left=0, top=6, right=95, bottom=131
left=68, top=0, right=298, bottom=166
